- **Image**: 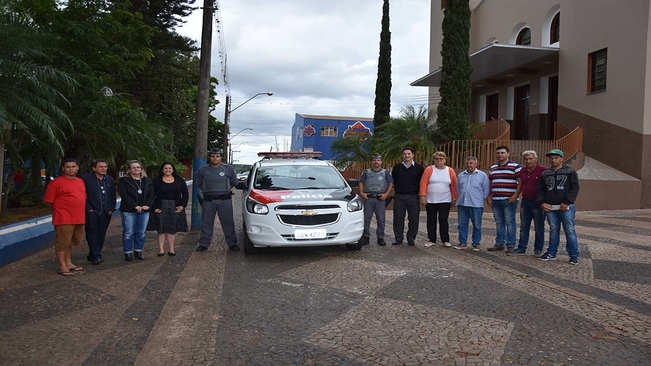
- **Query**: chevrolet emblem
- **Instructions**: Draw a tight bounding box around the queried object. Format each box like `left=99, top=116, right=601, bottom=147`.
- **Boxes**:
left=302, top=210, right=317, bottom=216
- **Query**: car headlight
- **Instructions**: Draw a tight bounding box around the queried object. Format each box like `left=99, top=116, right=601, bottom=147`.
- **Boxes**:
left=347, top=196, right=363, bottom=212
left=246, top=196, right=269, bottom=214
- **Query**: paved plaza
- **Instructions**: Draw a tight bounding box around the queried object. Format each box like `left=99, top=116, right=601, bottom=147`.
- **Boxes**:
left=1, top=197, right=651, bottom=365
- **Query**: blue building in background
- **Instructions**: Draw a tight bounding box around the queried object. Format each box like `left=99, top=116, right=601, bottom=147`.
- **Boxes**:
left=291, top=114, right=374, bottom=160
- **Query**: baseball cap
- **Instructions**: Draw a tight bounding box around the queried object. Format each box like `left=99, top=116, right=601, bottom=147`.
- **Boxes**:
left=209, top=148, right=223, bottom=156
left=371, top=153, right=382, bottom=160
left=545, top=149, right=564, bottom=157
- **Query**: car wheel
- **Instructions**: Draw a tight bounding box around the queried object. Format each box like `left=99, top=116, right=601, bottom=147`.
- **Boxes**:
left=242, top=223, right=256, bottom=254
left=346, top=243, right=362, bottom=251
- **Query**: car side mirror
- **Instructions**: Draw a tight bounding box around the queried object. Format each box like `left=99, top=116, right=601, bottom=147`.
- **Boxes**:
left=236, top=181, right=247, bottom=190
left=348, top=178, right=359, bottom=188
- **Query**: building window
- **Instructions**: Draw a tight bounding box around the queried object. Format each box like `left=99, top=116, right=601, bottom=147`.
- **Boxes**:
left=516, top=28, right=531, bottom=45
left=321, top=126, right=338, bottom=137
left=588, top=48, right=607, bottom=93
left=550, top=13, right=560, bottom=44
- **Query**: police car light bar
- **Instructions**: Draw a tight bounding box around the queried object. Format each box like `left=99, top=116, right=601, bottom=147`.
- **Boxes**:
left=258, top=152, right=323, bottom=159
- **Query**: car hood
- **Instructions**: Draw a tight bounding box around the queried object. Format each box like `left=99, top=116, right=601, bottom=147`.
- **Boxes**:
left=249, top=187, right=355, bottom=204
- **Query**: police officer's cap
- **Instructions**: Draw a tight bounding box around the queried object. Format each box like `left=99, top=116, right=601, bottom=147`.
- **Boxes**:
left=208, top=148, right=223, bottom=156
left=371, top=153, right=382, bottom=160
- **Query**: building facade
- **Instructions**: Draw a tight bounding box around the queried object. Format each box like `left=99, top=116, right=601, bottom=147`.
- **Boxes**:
left=412, top=0, right=651, bottom=208
left=291, top=114, right=374, bottom=160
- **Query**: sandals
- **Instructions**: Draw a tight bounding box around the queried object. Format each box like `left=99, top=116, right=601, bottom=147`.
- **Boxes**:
left=58, top=271, right=74, bottom=276
left=69, top=266, right=84, bottom=272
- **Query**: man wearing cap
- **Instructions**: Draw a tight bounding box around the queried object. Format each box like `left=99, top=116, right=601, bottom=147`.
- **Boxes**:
left=195, top=148, right=240, bottom=252
left=537, top=149, right=580, bottom=265
left=508, top=150, right=547, bottom=257
left=358, top=153, right=394, bottom=246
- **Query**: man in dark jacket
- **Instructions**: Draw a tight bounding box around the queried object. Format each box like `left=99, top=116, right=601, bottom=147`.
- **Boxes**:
left=536, top=149, right=580, bottom=265
left=391, top=147, right=424, bottom=246
left=82, top=159, right=116, bottom=265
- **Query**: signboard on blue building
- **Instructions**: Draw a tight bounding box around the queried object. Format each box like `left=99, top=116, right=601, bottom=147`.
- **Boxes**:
left=291, top=114, right=374, bottom=160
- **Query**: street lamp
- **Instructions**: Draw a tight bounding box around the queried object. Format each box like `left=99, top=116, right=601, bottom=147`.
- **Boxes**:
left=223, top=92, right=272, bottom=164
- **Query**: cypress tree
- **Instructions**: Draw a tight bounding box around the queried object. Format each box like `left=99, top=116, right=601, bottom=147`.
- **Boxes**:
left=436, top=0, right=472, bottom=141
left=373, top=0, right=392, bottom=127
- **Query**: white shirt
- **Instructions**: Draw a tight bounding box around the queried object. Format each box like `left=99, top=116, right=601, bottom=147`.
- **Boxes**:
left=425, top=167, right=452, bottom=203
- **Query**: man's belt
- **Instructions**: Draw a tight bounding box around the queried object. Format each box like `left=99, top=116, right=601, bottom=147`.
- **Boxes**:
left=366, top=193, right=383, bottom=199
left=203, top=192, right=233, bottom=201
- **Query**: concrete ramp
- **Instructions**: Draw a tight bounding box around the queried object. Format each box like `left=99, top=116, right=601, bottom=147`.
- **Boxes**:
left=575, top=157, right=641, bottom=210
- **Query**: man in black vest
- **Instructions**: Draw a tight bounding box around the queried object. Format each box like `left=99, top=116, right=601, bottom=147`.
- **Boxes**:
left=391, top=147, right=425, bottom=246
left=358, top=153, right=394, bottom=246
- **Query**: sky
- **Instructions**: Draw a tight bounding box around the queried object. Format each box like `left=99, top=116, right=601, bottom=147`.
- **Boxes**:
left=178, top=0, right=432, bottom=165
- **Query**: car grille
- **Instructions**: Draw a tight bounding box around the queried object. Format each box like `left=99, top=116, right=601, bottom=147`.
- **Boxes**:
left=279, top=213, right=339, bottom=226
left=281, top=233, right=340, bottom=241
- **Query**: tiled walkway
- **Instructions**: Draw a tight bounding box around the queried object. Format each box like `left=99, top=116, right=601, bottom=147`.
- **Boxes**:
left=1, top=202, right=650, bottom=365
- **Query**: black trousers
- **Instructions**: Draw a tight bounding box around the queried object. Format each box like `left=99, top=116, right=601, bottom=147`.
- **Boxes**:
left=392, top=193, right=420, bottom=243
left=86, top=211, right=112, bottom=260
left=425, top=202, right=452, bottom=243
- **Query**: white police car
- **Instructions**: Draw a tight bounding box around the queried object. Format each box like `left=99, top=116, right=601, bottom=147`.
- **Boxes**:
left=237, top=152, right=364, bottom=254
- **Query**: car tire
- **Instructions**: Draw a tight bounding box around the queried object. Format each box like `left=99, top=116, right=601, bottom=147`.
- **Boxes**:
left=242, top=223, right=256, bottom=254
left=346, top=242, right=363, bottom=251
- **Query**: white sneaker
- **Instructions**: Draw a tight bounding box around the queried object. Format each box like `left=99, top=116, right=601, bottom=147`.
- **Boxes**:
left=443, top=242, right=452, bottom=247
left=424, top=241, right=436, bottom=247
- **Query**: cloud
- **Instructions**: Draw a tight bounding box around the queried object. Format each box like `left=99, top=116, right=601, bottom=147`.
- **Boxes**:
left=180, top=0, right=431, bottom=164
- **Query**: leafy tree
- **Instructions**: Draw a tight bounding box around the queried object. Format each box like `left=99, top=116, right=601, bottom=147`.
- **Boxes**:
left=436, top=0, right=471, bottom=141
left=373, top=0, right=391, bottom=127
left=373, top=105, right=436, bottom=159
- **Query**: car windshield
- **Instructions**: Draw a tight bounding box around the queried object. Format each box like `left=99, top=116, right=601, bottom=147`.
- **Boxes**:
left=253, top=165, right=346, bottom=190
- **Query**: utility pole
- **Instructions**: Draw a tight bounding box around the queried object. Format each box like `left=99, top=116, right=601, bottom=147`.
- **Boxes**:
left=191, top=0, right=214, bottom=229
left=223, top=94, right=231, bottom=164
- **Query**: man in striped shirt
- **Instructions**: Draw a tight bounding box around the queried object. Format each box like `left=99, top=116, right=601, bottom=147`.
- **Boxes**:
left=487, top=146, right=522, bottom=252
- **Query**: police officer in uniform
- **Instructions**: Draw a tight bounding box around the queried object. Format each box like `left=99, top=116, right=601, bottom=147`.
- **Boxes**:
left=195, top=148, right=240, bottom=252
left=358, top=153, right=394, bottom=246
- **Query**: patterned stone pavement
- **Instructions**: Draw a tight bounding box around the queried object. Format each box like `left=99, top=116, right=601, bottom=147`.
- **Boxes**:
left=1, top=199, right=650, bottom=365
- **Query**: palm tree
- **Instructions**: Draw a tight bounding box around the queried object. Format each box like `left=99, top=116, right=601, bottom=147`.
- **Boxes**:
left=0, top=12, right=76, bottom=156
left=330, top=135, right=374, bottom=169
left=373, top=105, right=436, bottom=160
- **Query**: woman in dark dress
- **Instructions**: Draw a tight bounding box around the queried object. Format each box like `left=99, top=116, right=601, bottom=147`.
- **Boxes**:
left=147, top=162, right=189, bottom=256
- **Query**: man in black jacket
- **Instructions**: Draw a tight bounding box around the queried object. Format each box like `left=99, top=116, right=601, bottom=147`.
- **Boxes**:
left=82, top=159, right=116, bottom=265
left=391, top=147, right=424, bottom=246
left=536, top=149, right=580, bottom=265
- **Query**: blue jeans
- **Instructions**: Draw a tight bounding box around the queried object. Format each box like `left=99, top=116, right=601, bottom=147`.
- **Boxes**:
left=546, top=204, right=579, bottom=258
left=518, top=198, right=545, bottom=252
left=491, top=199, right=517, bottom=247
left=457, top=206, right=483, bottom=245
left=121, top=211, right=150, bottom=254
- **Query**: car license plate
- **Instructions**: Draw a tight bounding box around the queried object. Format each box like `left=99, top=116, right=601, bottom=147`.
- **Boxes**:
left=294, top=229, right=327, bottom=239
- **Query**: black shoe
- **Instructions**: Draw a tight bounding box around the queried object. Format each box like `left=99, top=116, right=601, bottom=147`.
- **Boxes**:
left=134, top=251, right=145, bottom=260
left=125, top=253, right=133, bottom=262
left=377, top=238, right=386, bottom=246
left=229, top=245, right=240, bottom=251
left=487, top=245, right=505, bottom=252
left=195, top=246, right=208, bottom=252
left=392, top=241, right=403, bottom=245
left=91, top=258, right=102, bottom=265
left=408, top=241, right=415, bottom=246
left=168, top=252, right=176, bottom=256
left=358, top=237, right=369, bottom=246
left=157, top=252, right=165, bottom=257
